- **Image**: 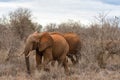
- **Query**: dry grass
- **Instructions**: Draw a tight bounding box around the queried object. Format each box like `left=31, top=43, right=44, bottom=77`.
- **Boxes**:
left=0, top=49, right=120, bottom=80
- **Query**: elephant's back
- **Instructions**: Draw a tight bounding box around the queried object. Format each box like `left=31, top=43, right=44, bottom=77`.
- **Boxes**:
left=64, top=33, right=81, bottom=52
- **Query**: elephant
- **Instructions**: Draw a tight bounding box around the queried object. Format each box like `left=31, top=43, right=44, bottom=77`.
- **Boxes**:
left=64, top=32, right=81, bottom=64
left=22, top=31, right=69, bottom=74
left=50, top=32, right=81, bottom=66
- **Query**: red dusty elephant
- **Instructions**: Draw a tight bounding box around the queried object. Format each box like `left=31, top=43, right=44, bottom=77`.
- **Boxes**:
left=64, top=32, right=81, bottom=64
left=22, top=31, right=69, bottom=74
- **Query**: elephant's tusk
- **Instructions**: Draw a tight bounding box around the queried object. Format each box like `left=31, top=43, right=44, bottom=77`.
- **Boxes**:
left=18, top=52, right=24, bottom=57
left=26, top=53, right=31, bottom=57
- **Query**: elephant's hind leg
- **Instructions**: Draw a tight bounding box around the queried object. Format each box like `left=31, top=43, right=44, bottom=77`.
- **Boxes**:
left=63, top=57, right=69, bottom=74
left=74, top=51, right=81, bottom=64
left=68, top=54, right=76, bottom=64
left=58, top=52, right=69, bottom=74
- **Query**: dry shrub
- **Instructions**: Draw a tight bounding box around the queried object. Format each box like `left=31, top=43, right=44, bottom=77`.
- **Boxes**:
left=0, top=24, right=12, bottom=50
left=9, top=8, right=37, bottom=40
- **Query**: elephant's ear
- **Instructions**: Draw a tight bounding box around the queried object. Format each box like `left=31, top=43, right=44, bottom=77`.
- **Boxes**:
left=39, top=32, right=53, bottom=51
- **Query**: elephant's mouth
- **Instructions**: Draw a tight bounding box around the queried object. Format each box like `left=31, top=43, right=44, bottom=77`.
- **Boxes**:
left=32, top=42, right=39, bottom=50
left=36, top=48, right=44, bottom=56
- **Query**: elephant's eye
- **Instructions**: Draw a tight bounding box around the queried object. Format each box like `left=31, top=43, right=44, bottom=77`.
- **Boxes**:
left=32, top=41, right=35, bottom=44
left=39, top=42, right=44, bottom=46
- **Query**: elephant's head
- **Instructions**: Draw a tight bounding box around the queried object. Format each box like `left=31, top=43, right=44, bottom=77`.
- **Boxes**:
left=23, top=32, right=53, bottom=74
left=23, top=32, right=40, bottom=56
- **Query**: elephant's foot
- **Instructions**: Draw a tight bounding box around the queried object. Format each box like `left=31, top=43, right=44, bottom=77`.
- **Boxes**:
left=36, top=64, right=44, bottom=71
left=65, top=71, right=70, bottom=75
left=99, top=63, right=106, bottom=69
left=44, top=67, right=50, bottom=72
left=51, top=61, right=56, bottom=67
left=37, top=64, right=50, bottom=72
left=73, top=60, right=78, bottom=65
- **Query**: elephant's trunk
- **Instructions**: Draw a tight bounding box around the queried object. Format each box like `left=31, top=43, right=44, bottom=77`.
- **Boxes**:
left=23, top=46, right=31, bottom=74
left=25, top=54, right=31, bottom=74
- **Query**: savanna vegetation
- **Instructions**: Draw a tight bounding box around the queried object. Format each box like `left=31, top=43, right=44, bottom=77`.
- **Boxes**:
left=0, top=8, right=120, bottom=80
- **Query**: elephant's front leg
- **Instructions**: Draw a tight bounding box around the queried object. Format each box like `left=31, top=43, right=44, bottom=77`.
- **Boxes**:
left=40, top=48, right=53, bottom=71
left=36, top=53, right=42, bottom=70
left=74, top=51, right=81, bottom=64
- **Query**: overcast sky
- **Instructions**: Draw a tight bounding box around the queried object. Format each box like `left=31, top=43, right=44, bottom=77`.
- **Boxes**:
left=0, top=0, right=120, bottom=26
